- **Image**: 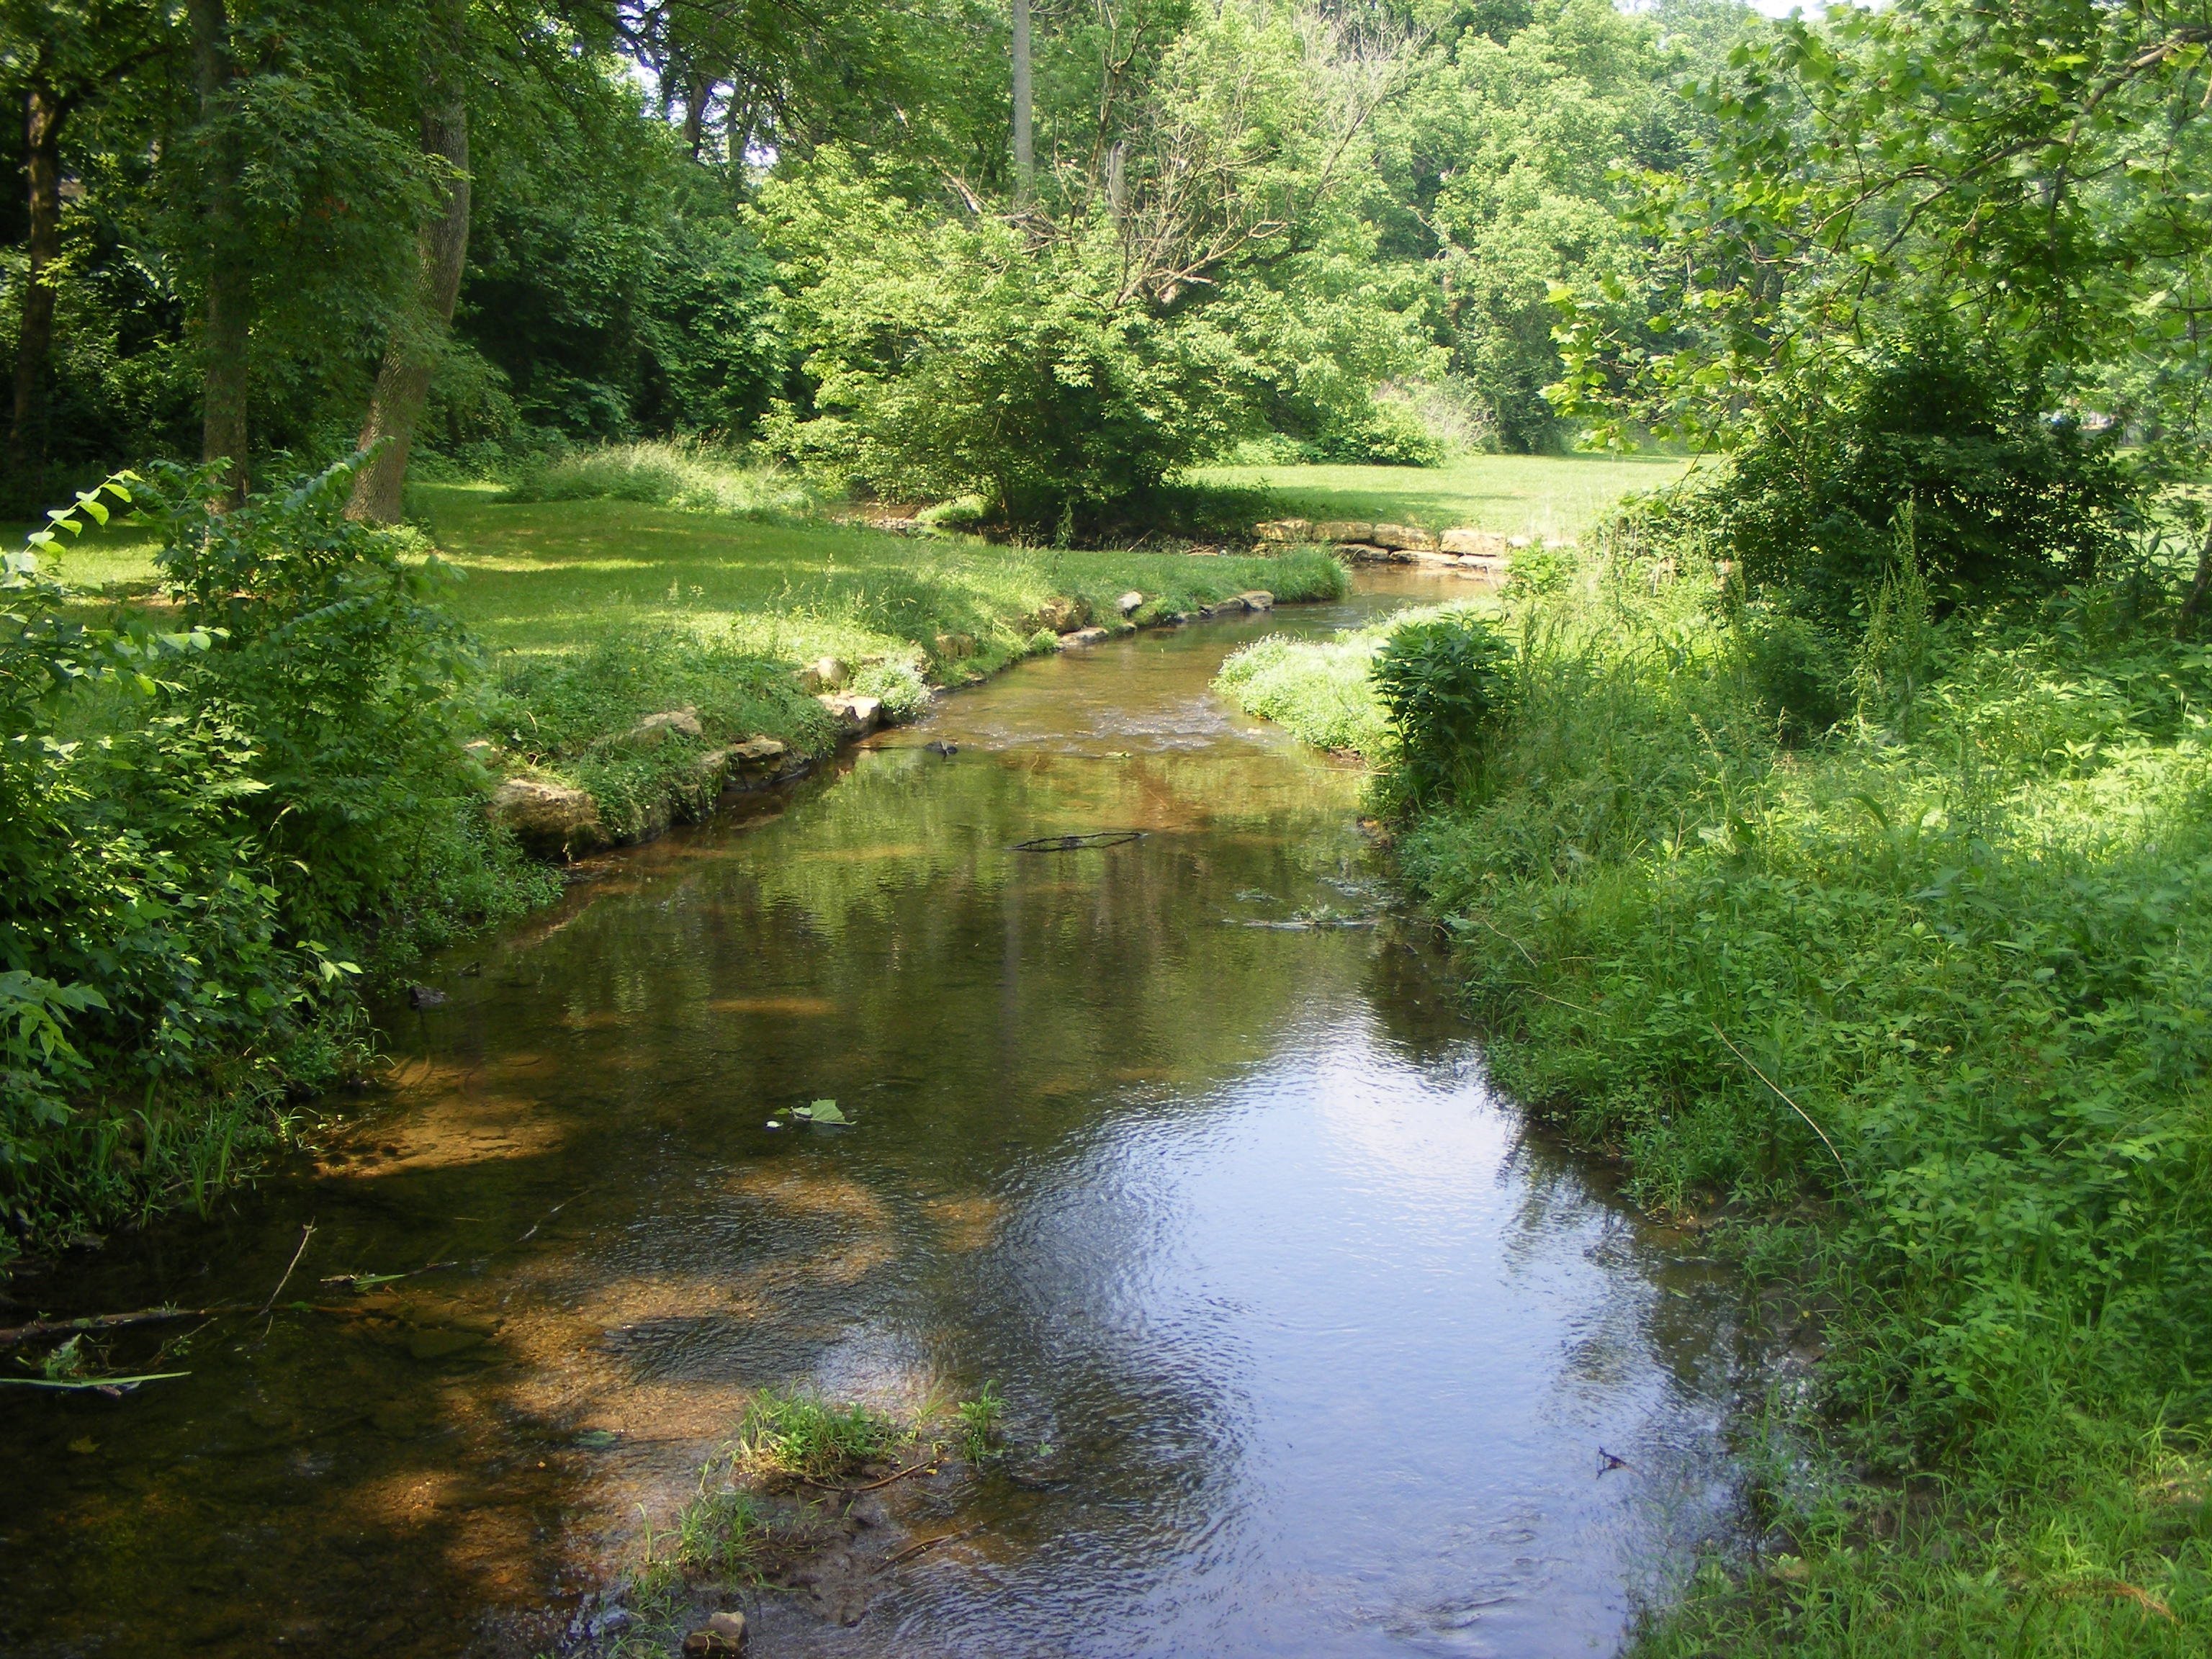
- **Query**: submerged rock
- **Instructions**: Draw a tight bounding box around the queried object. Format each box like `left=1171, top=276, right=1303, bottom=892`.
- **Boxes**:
left=490, top=777, right=603, bottom=856
left=407, top=984, right=446, bottom=1009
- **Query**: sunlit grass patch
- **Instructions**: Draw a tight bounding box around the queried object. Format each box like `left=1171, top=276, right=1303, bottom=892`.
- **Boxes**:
left=735, top=1388, right=906, bottom=1483
left=1188, top=452, right=1689, bottom=541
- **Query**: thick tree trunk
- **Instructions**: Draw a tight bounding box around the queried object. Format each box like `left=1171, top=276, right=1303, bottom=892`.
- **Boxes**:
left=190, top=0, right=250, bottom=504
left=347, top=1, right=471, bottom=525
left=1011, top=0, right=1035, bottom=203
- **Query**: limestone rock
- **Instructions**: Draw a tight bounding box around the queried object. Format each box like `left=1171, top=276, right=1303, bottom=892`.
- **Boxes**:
left=1030, top=596, right=1082, bottom=633
left=730, top=735, right=787, bottom=765
left=490, top=778, right=602, bottom=856
left=795, top=657, right=850, bottom=693
left=933, top=631, right=976, bottom=660
left=1060, top=626, right=1110, bottom=647
left=1314, top=519, right=1373, bottom=544
left=1185, top=542, right=1224, bottom=557
left=1253, top=518, right=1312, bottom=543
left=625, top=706, right=702, bottom=745
left=817, top=692, right=882, bottom=734
left=1335, top=542, right=1403, bottom=563
left=681, top=1611, right=747, bottom=1658
left=461, top=738, right=503, bottom=765
left=1370, top=523, right=1438, bottom=552
left=1233, top=590, right=1275, bottom=611
left=1116, top=590, right=1145, bottom=617
left=1441, top=526, right=1509, bottom=557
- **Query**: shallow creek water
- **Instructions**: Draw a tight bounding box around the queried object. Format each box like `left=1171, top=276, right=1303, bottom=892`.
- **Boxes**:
left=2, top=572, right=1743, bottom=1658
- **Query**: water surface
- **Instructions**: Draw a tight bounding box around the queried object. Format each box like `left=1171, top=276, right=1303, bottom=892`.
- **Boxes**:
left=1, top=572, right=1740, bottom=1657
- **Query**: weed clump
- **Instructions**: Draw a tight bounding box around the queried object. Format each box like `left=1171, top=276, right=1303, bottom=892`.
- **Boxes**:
left=735, top=1389, right=903, bottom=1484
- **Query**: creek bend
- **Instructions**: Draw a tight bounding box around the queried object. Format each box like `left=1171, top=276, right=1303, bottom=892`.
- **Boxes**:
left=4, top=571, right=1743, bottom=1658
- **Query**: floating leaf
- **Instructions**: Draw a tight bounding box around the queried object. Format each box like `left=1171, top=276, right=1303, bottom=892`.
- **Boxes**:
left=801, top=1099, right=849, bottom=1125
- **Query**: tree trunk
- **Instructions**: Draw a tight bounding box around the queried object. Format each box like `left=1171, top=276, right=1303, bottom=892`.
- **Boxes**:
left=6, top=83, right=66, bottom=489
left=1011, top=0, right=1035, bottom=203
left=190, top=0, right=250, bottom=504
left=347, top=0, right=471, bottom=525
left=2180, top=526, right=2212, bottom=637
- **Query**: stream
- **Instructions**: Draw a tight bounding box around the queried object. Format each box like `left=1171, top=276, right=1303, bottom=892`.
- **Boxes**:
left=1, top=570, right=1744, bottom=1658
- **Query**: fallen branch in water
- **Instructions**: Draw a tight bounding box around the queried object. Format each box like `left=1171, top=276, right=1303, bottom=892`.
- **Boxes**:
left=0, top=1306, right=207, bottom=1348
left=880, top=1524, right=984, bottom=1569
left=796, top=1456, right=939, bottom=1496
left=0, top=1370, right=191, bottom=1391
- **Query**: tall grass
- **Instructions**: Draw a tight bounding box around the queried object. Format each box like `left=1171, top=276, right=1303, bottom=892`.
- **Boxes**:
left=502, top=439, right=817, bottom=518
left=1220, top=560, right=2212, bottom=1650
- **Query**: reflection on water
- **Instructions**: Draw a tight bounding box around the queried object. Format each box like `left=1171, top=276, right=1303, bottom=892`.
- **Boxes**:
left=0, top=573, right=1740, bottom=1658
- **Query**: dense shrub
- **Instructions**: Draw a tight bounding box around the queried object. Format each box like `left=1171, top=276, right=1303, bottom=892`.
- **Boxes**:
left=1372, top=609, right=1518, bottom=804
left=0, top=463, right=548, bottom=1244
left=1620, top=328, right=2144, bottom=626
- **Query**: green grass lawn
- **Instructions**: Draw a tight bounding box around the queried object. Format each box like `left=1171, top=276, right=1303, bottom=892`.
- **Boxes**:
left=1192, top=453, right=1690, bottom=540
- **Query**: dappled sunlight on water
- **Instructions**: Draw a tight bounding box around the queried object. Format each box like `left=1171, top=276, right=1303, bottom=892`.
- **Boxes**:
left=1, top=574, right=1745, bottom=1658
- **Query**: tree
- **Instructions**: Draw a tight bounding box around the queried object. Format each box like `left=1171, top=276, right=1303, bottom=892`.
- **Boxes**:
left=1, top=0, right=163, bottom=492
left=347, top=0, right=470, bottom=523
left=1555, top=0, right=2212, bottom=455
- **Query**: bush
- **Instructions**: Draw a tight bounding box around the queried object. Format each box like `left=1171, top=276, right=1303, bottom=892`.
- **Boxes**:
left=1, top=462, right=549, bottom=1244
left=1621, top=325, right=2144, bottom=626
left=1372, top=610, right=1518, bottom=804
left=1732, top=607, right=1851, bottom=743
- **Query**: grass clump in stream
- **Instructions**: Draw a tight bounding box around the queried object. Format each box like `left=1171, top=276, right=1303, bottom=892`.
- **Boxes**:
left=736, top=1388, right=906, bottom=1483
left=1218, top=540, right=2212, bottom=1653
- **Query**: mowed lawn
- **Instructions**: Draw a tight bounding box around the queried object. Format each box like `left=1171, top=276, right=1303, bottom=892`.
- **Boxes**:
left=13, top=455, right=1688, bottom=650
left=1192, top=453, right=1691, bottom=540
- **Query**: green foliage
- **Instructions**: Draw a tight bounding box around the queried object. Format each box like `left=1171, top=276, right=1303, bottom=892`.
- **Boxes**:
left=956, top=1380, right=1005, bottom=1461
left=1555, top=0, right=2212, bottom=469
left=1372, top=608, right=1516, bottom=804
left=1377, top=565, right=2212, bottom=1652
left=500, top=441, right=814, bottom=518
left=1730, top=608, right=1848, bottom=745
left=0, top=464, right=547, bottom=1244
left=1218, top=629, right=1393, bottom=757
left=1610, top=331, right=2146, bottom=626
left=736, top=1388, right=902, bottom=1483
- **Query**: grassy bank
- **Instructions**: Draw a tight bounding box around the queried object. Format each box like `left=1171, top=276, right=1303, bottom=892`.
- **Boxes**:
left=1218, top=567, right=2212, bottom=1651
left=411, top=482, right=1344, bottom=846
left=1190, top=453, right=1689, bottom=539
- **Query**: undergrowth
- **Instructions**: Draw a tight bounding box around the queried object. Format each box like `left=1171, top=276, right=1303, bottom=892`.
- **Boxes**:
left=501, top=439, right=817, bottom=519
